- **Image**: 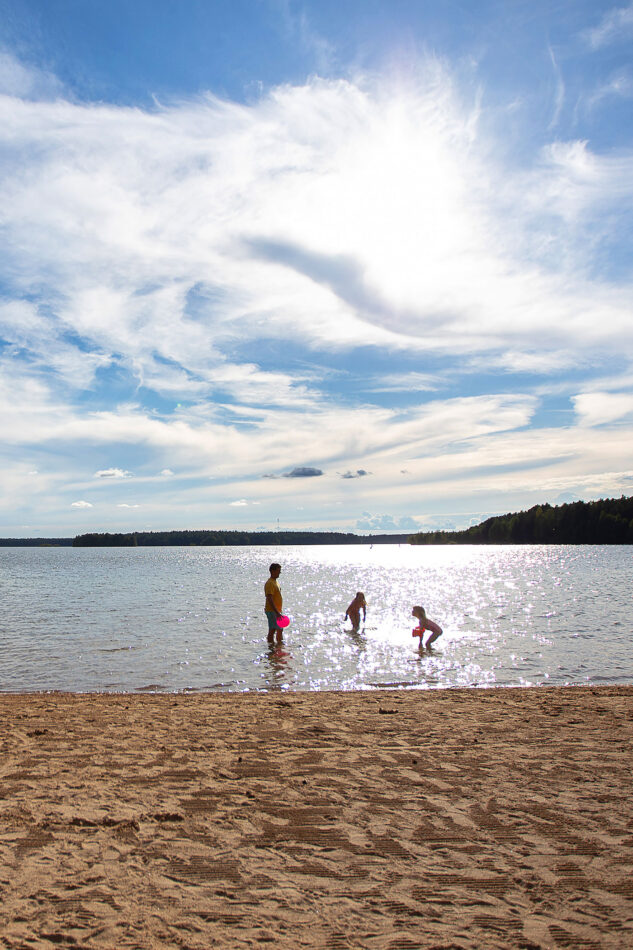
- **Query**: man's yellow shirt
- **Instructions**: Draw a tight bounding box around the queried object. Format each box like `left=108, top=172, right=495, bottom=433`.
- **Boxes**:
left=264, top=577, right=282, bottom=613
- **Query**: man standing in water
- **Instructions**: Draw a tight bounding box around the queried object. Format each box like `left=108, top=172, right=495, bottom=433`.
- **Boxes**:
left=264, top=562, right=283, bottom=643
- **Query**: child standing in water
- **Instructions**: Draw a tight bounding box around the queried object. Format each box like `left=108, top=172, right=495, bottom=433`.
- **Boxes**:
left=345, top=592, right=367, bottom=628
left=412, top=605, right=443, bottom=649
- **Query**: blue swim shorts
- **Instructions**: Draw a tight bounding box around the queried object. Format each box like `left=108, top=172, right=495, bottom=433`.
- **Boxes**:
left=265, top=610, right=281, bottom=632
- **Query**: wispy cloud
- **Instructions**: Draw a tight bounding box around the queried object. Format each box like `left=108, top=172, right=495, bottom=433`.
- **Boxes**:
left=547, top=45, right=565, bottom=130
left=270, top=0, right=337, bottom=73
left=587, top=70, right=633, bottom=110
left=584, top=3, right=633, bottom=49
left=366, top=373, right=440, bottom=393
left=0, top=50, right=63, bottom=99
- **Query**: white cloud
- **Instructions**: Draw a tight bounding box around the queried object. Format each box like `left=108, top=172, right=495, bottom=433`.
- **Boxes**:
left=229, top=499, right=248, bottom=506
left=71, top=500, right=93, bottom=508
left=573, top=391, right=633, bottom=427
left=95, top=468, right=132, bottom=478
left=117, top=503, right=139, bottom=508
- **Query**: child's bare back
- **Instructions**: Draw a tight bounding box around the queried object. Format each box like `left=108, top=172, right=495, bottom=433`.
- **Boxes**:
left=345, top=592, right=366, bottom=628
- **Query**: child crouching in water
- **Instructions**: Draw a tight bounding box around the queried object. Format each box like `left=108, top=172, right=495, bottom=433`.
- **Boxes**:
left=345, top=592, right=366, bottom=629
left=412, top=606, right=443, bottom=649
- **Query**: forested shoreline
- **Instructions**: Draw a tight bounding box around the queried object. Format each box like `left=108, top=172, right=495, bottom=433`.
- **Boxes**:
left=0, top=538, right=74, bottom=547
left=71, top=529, right=409, bottom=546
left=409, top=496, right=633, bottom=545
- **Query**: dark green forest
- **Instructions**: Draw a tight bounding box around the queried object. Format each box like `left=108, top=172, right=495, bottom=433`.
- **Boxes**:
left=71, top=529, right=409, bottom=547
left=409, top=495, right=633, bottom=545
left=0, top=538, right=74, bottom=547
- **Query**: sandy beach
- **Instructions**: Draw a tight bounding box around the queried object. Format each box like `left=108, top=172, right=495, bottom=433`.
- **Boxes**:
left=1, top=685, right=632, bottom=949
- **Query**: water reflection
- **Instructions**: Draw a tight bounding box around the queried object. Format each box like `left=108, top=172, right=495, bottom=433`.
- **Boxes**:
left=1, top=544, right=632, bottom=692
left=343, top=624, right=366, bottom=650
left=261, top=639, right=293, bottom=690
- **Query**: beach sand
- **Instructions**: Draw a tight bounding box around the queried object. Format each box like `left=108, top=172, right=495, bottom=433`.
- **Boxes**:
left=1, top=685, right=632, bottom=949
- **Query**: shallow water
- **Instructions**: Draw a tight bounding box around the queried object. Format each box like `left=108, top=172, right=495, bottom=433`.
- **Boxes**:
left=0, top=544, right=630, bottom=692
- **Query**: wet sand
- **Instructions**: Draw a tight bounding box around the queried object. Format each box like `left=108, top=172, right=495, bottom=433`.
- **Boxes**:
left=1, top=685, right=632, bottom=948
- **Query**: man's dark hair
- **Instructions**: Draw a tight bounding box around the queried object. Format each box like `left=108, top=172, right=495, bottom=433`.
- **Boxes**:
left=269, top=562, right=281, bottom=572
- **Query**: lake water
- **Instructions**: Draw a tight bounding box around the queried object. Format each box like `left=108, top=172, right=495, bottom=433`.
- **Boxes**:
left=0, top=544, right=631, bottom=693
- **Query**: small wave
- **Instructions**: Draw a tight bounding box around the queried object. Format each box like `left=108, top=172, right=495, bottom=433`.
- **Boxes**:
left=98, top=646, right=137, bottom=653
left=588, top=674, right=626, bottom=683
left=134, top=684, right=166, bottom=692
left=178, top=682, right=239, bottom=692
left=369, top=680, right=421, bottom=689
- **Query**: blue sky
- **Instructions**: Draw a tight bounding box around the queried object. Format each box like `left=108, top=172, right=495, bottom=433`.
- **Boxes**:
left=1, top=0, right=632, bottom=537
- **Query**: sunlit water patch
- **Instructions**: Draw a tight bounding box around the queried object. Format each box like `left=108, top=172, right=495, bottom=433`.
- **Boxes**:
left=0, top=544, right=630, bottom=692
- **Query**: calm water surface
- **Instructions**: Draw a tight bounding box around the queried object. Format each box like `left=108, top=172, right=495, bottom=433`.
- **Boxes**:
left=0, top=544, right=630, bottom=693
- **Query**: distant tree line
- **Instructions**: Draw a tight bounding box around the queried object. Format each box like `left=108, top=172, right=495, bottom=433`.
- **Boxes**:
left=409, top=496, right=633, bottom=545
left=5, top=497, right=632, bottom=546
left=0, top=538, right=74, bottom=547
left=72, top=530, right=410, bottom=547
